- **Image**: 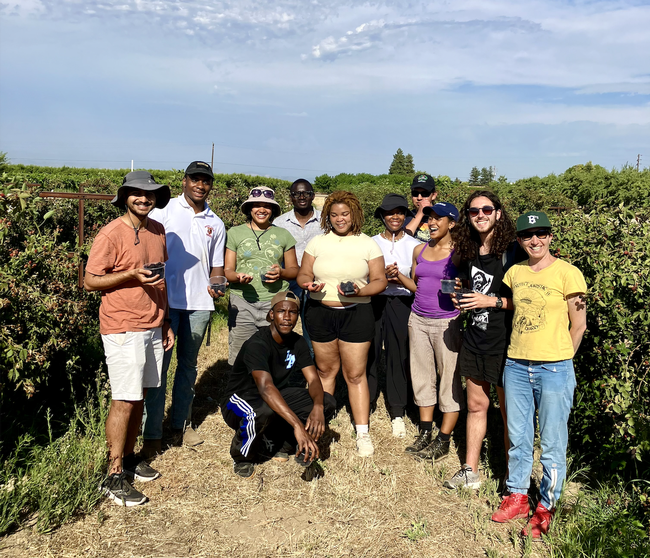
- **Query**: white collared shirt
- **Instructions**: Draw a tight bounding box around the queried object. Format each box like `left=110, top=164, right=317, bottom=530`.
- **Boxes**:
left=274, top=208, right=323, bottom=265
left=150, top=194, right=226, bottom=311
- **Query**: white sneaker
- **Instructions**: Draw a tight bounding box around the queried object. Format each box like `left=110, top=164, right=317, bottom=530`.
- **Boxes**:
left=356, top=432, right=374, bottom=457
left=391, top=417, right=406, bottom=438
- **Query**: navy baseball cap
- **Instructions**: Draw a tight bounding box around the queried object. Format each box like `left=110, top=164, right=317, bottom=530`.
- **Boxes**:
left=423, top=202, right=459, bottom=222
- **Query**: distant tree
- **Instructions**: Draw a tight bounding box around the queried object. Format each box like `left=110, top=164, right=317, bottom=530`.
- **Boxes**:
left=404, top=153, right=415, bottom=175
left=469, top=167, right=481, bottom=185
left=389, top=149, right=415, bottom=175
left=0, top=151, right=8, bottom=174
left=479, top=167, right=494, bottom=185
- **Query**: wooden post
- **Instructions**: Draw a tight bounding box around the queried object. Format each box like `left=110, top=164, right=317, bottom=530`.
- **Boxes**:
left=39, top=190, right=114, bottom=288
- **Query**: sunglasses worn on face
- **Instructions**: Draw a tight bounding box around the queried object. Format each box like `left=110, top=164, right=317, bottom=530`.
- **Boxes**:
left=411, top=190, right=429, bottom=198
left=250, top=189, right=275, bottom=199
left=290, top=191, right=314, bottom=199
left=467, top=206, right=496, bottom=217
left=518, top=229, right=551, bottom=241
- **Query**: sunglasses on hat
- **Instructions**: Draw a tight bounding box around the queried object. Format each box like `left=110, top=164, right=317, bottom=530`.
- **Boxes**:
left=251, top=189, right=275, bottom=199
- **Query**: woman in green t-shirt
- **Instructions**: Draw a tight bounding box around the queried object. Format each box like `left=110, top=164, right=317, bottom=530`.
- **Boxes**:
left=224, top=187, right=299, bottom=364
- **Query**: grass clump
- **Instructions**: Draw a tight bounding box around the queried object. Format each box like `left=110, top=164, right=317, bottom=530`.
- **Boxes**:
left=546, top=480, right=650, bottom=558
left=0, top=399, right=108, bottom=535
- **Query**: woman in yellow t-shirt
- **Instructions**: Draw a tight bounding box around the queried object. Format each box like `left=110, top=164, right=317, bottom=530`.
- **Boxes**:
left=491, top=211, right=587, bottom=540
left=297, top=191, right=387, bottom=457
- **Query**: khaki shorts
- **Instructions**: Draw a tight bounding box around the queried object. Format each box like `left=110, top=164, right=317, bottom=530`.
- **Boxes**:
left=408, top=313, right=464, bottom=412
left=101, top=328, right=163, bottom=401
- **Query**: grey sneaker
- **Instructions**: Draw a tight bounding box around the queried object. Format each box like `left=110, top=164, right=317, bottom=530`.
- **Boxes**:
left=100, top=472, right=147, bottom=507
left=123, top=454, right=161, bottom=482
left=444, top=464, right=481, bottom=490
left=183, top=426, right=204, bottom=447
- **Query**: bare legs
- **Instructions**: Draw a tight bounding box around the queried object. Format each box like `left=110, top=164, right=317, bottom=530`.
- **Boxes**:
left=105, top=389, right=147, bottom=475
left=465, top=378, right=509, bottom=472
left=312, top=339, right=371, bottom=426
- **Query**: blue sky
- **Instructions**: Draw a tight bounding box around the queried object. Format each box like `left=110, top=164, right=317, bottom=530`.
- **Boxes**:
left=1, top=0, right=649, bottom=181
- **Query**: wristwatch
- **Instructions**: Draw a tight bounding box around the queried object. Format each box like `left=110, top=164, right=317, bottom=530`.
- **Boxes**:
left=495, top=297, right=503, bottom=310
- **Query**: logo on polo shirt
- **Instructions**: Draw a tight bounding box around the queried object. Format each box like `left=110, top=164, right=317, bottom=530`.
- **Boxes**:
left=205, top=225, right=213, bottom=237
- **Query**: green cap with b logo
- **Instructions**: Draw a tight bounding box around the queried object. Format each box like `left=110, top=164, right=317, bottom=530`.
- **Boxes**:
left=516, top=211, right=552, bottom=232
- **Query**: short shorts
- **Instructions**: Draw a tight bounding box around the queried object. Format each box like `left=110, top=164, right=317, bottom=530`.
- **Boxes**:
left=458, top=345, right=505, bottom=387
left=101, top=328, right=164, bottom=400
left=305, top=299, right=374, bottom=343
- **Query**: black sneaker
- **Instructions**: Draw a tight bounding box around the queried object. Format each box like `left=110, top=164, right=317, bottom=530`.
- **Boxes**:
left=99, top=472, right=147, bottom=507
left=414, top=436, right=450, bottom=461
left=233, top=461, right=255, bottom=478
left=123, top=454, right=161, bottom=482
left=404, top=430, right=432, bottom=454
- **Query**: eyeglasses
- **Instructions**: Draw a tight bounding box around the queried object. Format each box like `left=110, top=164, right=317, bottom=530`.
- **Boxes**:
left=518, top=229, right=551, bottom=241
left=290, top=191, right=314, bottom=199
left=250, top=189, right=275, bottom=199
left=467, top=206, right=496, bottom=217
left=411, top=190, right=429, bottom=198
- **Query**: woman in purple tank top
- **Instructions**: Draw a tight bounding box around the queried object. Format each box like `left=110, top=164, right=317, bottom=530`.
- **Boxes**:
left=395, top=202, right=465, bottom=461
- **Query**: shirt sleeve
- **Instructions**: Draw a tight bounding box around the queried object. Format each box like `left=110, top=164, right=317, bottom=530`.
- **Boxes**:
left=503, top=266, right=514, bottom=289
left=225, top=226, right=239, bottom=252
left=563, top=265, right=587, bottom=297
left=241, top=337, right=273, bottom=375
left=279, top=227, right=297, bottom=251
left=304, top=235, right=320, bottom=257
left=211, top=220, right=226, bottom=268
left=367, top=236, right=385, bottom=260
left=86, top=232, right=116, bottom=276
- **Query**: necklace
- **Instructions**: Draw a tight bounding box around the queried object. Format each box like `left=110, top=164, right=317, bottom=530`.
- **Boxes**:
left=126, top=212, right=144, bottom=246
left=381, top=230, right=405, bottom=242
left=249, top=223, right=270, bottom=250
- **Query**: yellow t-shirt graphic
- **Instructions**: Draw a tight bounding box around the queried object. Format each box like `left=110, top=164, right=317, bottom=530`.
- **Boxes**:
left=504, top=259, right=587, bottom=361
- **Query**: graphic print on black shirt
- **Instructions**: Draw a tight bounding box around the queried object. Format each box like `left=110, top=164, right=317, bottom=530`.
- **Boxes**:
left=224, top=327, right=313, bottom=401
left=470, top=265, right=494, bottom=332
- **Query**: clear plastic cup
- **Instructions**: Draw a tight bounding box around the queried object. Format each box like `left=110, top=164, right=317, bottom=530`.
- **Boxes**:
left=144, top=261, right=165, bottom=280
left=440, top=279, right=456, bottom=294
left=209, top=275, right=227, bottom=294
left=260, top=266, right=273, bottom=282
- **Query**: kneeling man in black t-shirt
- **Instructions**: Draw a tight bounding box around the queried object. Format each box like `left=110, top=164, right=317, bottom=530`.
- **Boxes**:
left=222, top=291, right=336, bottom=477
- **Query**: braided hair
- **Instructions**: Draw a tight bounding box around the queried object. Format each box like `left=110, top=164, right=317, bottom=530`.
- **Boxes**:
left=321, top=191, right=365, bottom=236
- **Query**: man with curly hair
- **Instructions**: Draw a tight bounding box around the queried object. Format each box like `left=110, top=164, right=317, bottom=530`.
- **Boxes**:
left=443, top=190, right=526, bottom=490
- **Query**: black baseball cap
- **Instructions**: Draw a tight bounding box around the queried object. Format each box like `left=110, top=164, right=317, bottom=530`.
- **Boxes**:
left=411, top=174, right=436, bottom=194
left=374, top=194, right=414, bottom=219
left=185, top=161, right=214, bottom=179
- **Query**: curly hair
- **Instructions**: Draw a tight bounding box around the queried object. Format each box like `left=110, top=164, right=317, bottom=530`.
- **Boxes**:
left=321, top=191, right=365, bottom=235
left=453, top=190, right=516, bottom=261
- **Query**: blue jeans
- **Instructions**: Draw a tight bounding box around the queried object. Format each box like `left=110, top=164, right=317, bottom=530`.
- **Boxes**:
left=143, top=309, right=211, bottom=439
left=504, top=358, right=576, bottom=510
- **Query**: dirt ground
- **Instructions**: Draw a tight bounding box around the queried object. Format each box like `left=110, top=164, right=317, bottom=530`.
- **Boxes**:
left=0, top=323, right=547, bottom=558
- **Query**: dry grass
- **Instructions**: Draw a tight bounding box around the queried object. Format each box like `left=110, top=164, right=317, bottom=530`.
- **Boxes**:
left=0, top=323, right=548, bottom=558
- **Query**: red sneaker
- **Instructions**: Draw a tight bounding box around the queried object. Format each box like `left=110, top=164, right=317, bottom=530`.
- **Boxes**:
left=522, top=503, right=555, bottom=538
left=491, top=493, right=530, bottom=523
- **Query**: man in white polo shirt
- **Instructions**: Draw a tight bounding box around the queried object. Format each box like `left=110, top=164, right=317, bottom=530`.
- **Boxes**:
left=274, top=179, right=322, bottom=354
left=143, top=161, right=226, bottom=455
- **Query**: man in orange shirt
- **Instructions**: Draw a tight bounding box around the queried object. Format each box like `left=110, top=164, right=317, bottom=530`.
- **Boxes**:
left=85, top=171, right=175, bottom=506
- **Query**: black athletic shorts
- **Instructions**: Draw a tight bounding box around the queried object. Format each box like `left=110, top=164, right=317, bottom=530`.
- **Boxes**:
left=305, top=299, right=375, bottom=343
left=458, top=345, right=506, bottom=387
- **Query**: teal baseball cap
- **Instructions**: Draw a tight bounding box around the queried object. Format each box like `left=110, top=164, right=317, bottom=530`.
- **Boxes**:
left=516, top=211, right=552, bottom=232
